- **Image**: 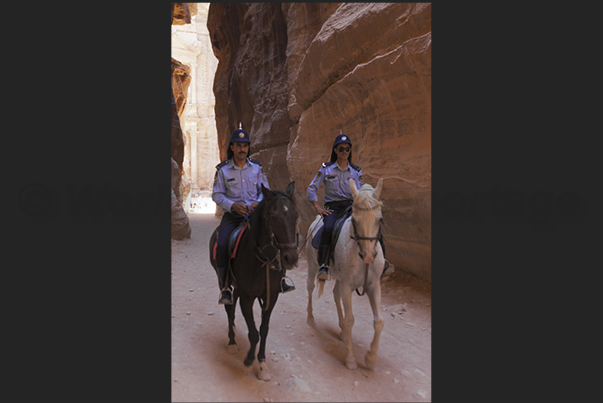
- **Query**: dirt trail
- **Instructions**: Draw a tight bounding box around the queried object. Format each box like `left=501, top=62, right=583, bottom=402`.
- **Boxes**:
left=172, top=213, right=431, bottom=402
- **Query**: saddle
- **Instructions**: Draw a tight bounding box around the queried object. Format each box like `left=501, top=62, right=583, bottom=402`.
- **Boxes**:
left=311, top=206, right=353, bottom=264
left=212, top=220, right=249, bottom=261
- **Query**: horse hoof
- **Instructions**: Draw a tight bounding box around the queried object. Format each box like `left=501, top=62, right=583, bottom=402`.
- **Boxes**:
left=244, top=358, right=254, bottom=367
left=306, top=316, right=314, bottom=325
left=227, top=344, right=238, bottom=354
left=345, top=359, right=358, bottom=370
left=257, top=361, right=272, bottom=381
left=365, top=352, right=377, bottom=369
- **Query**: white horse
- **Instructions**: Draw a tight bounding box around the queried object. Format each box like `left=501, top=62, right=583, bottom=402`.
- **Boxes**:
left=306, top=178, right=385, bottom=370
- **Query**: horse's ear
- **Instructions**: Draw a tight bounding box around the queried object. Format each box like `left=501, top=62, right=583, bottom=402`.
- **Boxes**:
left=261, top=183, right=273, bottom=201
left=349, top=178, right=358, bottom=198
left=285, top=181, right=295, bottom=197
left=374, top=178, right=383, bottom=199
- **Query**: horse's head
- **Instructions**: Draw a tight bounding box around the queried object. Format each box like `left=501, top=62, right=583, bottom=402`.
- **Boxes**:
left=349, top=178, right=383, bottom=264
left=260, top=181, right=299, bottom=270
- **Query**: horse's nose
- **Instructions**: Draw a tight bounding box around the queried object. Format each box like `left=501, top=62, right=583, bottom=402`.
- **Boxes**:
left=359, top=250, right=374, bottom=264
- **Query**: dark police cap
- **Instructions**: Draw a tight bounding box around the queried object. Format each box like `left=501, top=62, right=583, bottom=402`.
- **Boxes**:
left=230, top=128, right=250, bottom=143
left=333, top=133, right=352, bottom=148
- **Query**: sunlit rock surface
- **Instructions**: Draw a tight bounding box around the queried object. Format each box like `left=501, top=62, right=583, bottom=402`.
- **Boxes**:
left=171, top=2, right=194, bottom=239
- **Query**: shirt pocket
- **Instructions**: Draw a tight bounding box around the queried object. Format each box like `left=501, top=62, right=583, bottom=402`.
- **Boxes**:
left=246, top=180, right=258, bottom=199
left=225, top=177, right=241, bottom=198
left=324, top=175, right=339, bottom=195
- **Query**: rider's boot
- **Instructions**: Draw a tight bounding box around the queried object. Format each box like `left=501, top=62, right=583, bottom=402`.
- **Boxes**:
left=316, top=245, right=330, bottom=281
left=216, top=266, right=233, bottom=305
left=381, top=259, right=395, bottom=277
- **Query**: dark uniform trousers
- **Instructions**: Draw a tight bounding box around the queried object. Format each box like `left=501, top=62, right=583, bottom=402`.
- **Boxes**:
left=216, top=212, right=246, bottom=287
left=317, top=200, right=352, bottom=266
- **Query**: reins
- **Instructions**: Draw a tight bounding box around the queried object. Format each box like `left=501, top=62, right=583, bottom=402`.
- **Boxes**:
left=253, top=194, right=297, bottom=312
left=348, top=203, right=383, bottom=297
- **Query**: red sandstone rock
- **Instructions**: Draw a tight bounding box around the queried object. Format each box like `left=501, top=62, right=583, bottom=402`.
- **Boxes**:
left=171, top=58, right=191, bottom=119
left=172, top=3, right=191, bottom=26
left=208, top=3, right=431, bottom=281
left=171, top=4, right=194, bottom=239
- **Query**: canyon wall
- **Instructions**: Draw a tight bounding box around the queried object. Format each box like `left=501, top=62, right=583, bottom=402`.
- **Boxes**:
left=171, top=3, right=193, bottom=239
left=208, top=3, right=431, bottom=281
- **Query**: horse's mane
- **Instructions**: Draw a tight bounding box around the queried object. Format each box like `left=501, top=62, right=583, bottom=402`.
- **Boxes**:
left=353, top=184, right=383, bottom=210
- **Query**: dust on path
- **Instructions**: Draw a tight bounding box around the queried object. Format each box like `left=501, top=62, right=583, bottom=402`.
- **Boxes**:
left=172, top=213, right=431, bottom=402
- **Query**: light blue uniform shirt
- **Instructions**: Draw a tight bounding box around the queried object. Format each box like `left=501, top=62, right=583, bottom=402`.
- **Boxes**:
left=212, top=158, right=270, bottom=213
left=307, top=161, right=364, bottom=204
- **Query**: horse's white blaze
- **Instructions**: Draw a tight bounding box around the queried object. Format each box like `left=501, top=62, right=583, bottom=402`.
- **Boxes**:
left=283, top=205, right=288, bottom=212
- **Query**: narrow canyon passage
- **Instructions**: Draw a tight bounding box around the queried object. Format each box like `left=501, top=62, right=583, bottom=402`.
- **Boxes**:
left=172, top=214, right=431, bottom=402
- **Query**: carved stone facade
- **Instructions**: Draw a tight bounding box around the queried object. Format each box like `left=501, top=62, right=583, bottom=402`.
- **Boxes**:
left=172, top=3, right=219, bottom=193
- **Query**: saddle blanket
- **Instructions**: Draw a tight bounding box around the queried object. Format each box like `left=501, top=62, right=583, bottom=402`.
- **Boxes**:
left=311, top=207, right=353, bottom=253
left=212, top=221, right=248, bottom=261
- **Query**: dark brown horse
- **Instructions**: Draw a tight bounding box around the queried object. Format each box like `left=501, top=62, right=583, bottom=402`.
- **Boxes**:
left=209, top=182, right=299, bottom=380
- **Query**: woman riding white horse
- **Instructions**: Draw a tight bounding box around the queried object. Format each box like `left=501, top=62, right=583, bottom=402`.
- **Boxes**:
left=306, top=178, right=386, bottom=370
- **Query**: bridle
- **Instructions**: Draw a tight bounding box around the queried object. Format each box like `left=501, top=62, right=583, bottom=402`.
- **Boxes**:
left=349, top=204, right=383, bottom=245
left=349, top=202, right=383, bottom=296
left=254, top=194, right=298, bottom=311
left=255, top=194, right=298, bottom=272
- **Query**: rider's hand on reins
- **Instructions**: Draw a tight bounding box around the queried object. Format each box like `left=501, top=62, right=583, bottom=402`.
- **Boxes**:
left=232, top=202, right=249, bottom=216
left=248, top=201, right=259, bottom=213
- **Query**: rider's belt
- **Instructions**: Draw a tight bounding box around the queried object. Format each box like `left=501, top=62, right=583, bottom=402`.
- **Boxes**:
left=325, top=200, right=353, bottom=210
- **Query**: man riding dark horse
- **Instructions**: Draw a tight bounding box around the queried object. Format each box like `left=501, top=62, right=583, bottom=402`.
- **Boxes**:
left=212, top=124, right=295, bottom=304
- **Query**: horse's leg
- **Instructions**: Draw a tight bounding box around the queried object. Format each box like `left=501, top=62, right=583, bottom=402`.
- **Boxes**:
left=306, top=267, right=316, bottom=324
left=340, top=282, right=357, bottom=370
left=306, top=232, right=318, bottom=324
left=225, top=291, right=238, bottom=353
left=333, top=280, right=346, bottom=340
left=364, top=282, right=384, bottom=369
left=256, top=299, right=276, bottom=381
left=239, top=296, right=259, bottom=367
left=306, top=290, right=314, bottom=324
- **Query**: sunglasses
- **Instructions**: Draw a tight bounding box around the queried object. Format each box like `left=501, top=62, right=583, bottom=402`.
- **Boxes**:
left=337, top=146, right=350, bottom=152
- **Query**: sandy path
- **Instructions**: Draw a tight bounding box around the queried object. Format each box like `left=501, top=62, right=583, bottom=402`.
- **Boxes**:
left=172, top=213, right=431, bottom=402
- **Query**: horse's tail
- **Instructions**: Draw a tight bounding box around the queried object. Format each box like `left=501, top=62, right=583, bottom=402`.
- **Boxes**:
left=317, top=278, right=325, bottom=299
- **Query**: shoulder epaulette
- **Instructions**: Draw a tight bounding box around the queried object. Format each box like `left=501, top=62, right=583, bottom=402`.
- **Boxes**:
left=322, top=161, right=335, bottom=168
left=349, top=162, right=361, bottom=171
left=215, top=160, right=229, bottom=170
left=249, top=158, right=263, bottom=166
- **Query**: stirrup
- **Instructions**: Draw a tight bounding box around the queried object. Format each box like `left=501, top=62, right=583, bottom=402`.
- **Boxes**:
left=280, top=276, right=296, bottom=293
left=381, top=260, right=395, bottom=278
left=317, top=265, right=329, bottom=281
